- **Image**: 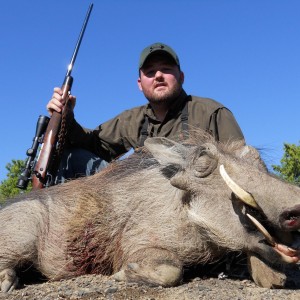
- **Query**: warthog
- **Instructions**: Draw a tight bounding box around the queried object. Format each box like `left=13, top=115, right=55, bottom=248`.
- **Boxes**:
left=0, top=130, right=300, bottom=292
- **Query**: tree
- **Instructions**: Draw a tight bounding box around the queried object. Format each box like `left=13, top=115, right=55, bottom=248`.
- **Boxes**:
left=272, top=142, right=300, bottom=186
left=0, top=159, right=31, bottom=203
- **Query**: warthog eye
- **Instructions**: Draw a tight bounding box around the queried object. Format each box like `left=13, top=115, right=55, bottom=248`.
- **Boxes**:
left=193, top=156, right=217, bottom=178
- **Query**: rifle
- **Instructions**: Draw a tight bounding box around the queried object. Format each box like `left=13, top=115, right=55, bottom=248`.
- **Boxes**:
left=17, top=3, right=93, bottom=190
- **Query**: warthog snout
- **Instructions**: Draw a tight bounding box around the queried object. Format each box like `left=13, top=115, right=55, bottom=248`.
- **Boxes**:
left=279, top=204, right=300, bottom=231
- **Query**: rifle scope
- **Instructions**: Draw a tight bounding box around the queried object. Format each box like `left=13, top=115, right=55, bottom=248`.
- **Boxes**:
left=17, top=115, right=50, bottom=189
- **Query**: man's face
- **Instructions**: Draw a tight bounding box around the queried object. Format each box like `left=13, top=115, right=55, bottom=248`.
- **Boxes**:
left=138, top=53, right=184, bottom=105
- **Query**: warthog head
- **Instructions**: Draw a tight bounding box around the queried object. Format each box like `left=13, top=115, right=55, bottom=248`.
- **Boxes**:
left=144, top=133, right=300, bottom=267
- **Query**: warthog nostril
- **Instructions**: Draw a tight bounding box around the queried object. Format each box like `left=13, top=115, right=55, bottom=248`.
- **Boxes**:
left=280, top=205, right=300, bottom=231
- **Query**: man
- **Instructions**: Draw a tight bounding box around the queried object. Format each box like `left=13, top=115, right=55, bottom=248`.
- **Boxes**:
left=47, top=42, right=244, bottom=180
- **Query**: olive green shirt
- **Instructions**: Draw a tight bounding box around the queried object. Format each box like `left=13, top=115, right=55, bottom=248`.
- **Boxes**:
left=68, top=90, right=244, bottom=162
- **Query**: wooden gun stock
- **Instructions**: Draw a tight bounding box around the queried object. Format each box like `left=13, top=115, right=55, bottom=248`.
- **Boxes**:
left=32, top=77, right=73, bottom=189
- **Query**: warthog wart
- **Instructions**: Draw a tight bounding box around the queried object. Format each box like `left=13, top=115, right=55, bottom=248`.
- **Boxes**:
left=0, top=130, right=300, bottom=292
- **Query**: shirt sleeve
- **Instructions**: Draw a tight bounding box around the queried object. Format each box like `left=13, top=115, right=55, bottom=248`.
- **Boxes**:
left=67, top=112, right=131, bottom=162
left=212, top=107, right=245, bottom=143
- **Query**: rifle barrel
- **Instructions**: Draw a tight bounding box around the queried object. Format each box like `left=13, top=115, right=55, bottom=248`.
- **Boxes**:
left=66, top=3, right=93, bottom=76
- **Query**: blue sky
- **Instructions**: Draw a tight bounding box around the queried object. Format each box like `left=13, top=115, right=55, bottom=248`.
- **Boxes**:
left=1, top=0, right=299, bottom=182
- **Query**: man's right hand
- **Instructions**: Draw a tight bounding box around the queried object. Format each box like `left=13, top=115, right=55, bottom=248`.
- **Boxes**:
left=46, top=87, right=76, bottom=116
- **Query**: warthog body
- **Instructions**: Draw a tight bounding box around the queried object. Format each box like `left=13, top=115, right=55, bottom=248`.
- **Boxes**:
left=1, top=131, right=300, bottom=292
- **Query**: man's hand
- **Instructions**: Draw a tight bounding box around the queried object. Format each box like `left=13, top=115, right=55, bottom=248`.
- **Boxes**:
left=46, top=87, right=76, bottom=116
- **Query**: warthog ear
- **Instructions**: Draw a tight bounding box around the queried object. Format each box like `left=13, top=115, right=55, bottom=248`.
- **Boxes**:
left=235, top=145, right=267, bottom=171
left=193, top=143, right=218, bottom=178
left=144, top=137, right=188, bottom=167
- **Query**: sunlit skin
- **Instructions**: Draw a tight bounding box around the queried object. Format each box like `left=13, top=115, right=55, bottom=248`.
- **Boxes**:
left=47, top=87, right=76, bottom=115
left=138, top=53, right=184, bottom=121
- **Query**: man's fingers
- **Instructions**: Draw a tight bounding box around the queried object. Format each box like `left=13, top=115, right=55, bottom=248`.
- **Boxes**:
left=46, top=87, right=76, bottom=116
left=47, top=99, right=63, bottom=115
left=46, top=95, right=76, bottom=116
left=53, top=87, right=63, bottom=95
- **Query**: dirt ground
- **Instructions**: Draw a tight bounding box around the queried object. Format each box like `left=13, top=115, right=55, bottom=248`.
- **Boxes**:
left=1, top=262, right=300, bottom=300
left=1, top=273, right=300, bottom=300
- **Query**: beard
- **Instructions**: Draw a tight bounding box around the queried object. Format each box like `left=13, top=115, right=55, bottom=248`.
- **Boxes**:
left=143, top=82, right=183, bottom=106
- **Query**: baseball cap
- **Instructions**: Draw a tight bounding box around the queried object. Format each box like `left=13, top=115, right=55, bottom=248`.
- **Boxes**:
left=139, top=42, right=180, bottom=69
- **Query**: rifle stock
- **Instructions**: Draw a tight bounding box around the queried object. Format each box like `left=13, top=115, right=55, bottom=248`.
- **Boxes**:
left=19, top=4, right=93, bottom=190
left=32, top=76, right=73, bottom=189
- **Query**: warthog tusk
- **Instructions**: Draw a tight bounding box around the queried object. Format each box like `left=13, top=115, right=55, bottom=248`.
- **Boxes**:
left=246, top=213, right=276, bottom=247
left=219, top=165, right=259, bottom=209
left=247, top=215, right=299, bottom=263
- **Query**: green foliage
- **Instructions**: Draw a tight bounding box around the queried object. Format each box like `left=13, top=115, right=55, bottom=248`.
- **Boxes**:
left=272, top=142, right=300, bottom=186
left=0, top=159, right=32, bottom=204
